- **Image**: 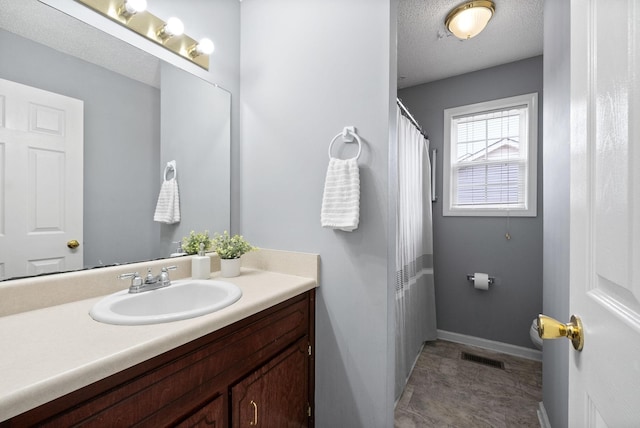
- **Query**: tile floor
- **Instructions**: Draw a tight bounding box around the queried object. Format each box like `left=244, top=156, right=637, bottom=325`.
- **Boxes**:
left=395, top=340, right=542, bottom=428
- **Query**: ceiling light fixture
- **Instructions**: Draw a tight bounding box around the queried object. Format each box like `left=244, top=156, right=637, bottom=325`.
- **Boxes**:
left=445, top=0, right=495, bottom=40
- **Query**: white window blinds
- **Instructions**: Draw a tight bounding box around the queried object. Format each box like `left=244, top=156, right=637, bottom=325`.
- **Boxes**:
left=443, top=93, right=538, bottom=217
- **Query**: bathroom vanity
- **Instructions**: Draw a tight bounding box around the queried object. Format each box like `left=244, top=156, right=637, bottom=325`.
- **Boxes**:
left=0, top=250, right=318, bottom=427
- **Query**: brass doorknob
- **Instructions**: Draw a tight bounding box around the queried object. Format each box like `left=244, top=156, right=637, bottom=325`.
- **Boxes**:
left=538, top=314, right=584, bottom=351
left=67, top=239, right=80, bottom=249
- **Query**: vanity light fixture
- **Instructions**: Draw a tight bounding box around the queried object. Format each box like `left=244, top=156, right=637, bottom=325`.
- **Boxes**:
left=189, top=38, right=215, bottom=58
left=74, top=0, right=213, bottom=70
left=445, top=0, right=495, bottom=40
left=117, top=0, right=146, bottom=20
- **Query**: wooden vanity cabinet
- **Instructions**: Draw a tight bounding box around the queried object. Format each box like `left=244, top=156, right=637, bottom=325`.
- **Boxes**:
left=2, top=290, right=315, bottom=428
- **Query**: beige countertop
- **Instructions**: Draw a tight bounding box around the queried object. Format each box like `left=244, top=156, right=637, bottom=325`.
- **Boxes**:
left=0, top=250, right=318, bottom=421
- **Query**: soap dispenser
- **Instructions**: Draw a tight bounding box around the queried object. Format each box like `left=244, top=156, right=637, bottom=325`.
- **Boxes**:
left=191, top=243, right=210, bottom=279
left=170, top=241, right=185, bottom=258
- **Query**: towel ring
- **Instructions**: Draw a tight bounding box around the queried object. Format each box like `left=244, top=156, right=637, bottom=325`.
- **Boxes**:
left=163, top=161, right=177, bottom=181
left=328, top=127, right=362, bottom=160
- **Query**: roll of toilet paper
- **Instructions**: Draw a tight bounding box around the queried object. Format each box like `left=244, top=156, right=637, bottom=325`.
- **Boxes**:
left=473, top=273, right=490, bottom=290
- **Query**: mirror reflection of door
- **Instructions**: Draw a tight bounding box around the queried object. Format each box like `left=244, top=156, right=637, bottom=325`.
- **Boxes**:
left=0, top=78, right=83, bottom=279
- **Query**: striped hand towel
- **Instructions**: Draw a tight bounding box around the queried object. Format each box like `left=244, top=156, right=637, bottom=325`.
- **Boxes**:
left=154, top=162, right=181, bottom=224
left=321, top=157, right=360, bottom=231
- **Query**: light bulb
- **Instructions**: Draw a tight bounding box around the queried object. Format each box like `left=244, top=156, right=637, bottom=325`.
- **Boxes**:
left=165, top=17, right=184, bottom=36
left=124, top=0, right=146, bottom=14
left=157, top=17, right=184, bottom=41
left=195, top=38, right=215, bottom=56
left=118, top=0, right=147, bottom=19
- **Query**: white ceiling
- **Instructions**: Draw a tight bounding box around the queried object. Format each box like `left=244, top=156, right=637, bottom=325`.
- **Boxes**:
left=398, top=0, right=544, bottom=89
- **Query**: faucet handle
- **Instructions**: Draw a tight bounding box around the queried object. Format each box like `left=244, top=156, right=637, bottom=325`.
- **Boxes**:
left=160, top=265, right=177, bottom=285
left=144, top=268, right=156, bottom=284
left=117, top=271, right=140, bottom=281
left=118, top=272, right=143, bottom=290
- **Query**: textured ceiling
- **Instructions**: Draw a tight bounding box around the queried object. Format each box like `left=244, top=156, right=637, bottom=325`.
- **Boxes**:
left=1, top=0, right=542, bottom=91
left=0, top=0, right=161, bottom=87
left=398, top=0, right=543, bottom=88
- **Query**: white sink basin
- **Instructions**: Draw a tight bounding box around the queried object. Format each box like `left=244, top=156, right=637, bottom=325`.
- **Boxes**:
left=90, top=279, right=242, bottom=325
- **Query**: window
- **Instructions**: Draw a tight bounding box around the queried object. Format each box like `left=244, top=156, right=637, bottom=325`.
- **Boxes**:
left=442, top=93, right=538, bottom=217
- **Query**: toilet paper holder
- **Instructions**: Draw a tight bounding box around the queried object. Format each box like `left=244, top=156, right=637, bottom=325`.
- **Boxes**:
left=466, top=274, right=495, bottom=286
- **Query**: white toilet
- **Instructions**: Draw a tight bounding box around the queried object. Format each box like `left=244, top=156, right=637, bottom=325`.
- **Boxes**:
left=530, top=318, right=543, bottom=350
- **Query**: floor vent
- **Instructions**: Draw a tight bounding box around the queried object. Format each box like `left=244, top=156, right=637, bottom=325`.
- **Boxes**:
left=460, top=352, right=505, bottom=369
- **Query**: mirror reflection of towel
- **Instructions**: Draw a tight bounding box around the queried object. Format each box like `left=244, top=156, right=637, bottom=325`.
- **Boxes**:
left=154, top=161, right=180, bottom=224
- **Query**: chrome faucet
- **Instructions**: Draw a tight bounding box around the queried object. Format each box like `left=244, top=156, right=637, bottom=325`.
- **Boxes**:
left=118, top=265, right=177, bottom=293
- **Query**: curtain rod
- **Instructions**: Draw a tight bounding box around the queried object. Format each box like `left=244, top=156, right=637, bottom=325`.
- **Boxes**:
left=397, top=97, right=429, bottom=140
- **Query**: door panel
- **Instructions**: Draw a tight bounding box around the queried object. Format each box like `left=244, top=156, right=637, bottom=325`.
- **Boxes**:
left=29, top=103, right=66, bottom=136
left=569, top=0, right=640, bottom=426
left=28, top=148, right=65, bottom=232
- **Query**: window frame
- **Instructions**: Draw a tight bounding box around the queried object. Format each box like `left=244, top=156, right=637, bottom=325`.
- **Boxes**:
left=442, top=93, right=538, bottom=217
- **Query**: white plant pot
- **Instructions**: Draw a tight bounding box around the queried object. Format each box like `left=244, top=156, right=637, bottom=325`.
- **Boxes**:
left=220, top=258, right=241, bottom=278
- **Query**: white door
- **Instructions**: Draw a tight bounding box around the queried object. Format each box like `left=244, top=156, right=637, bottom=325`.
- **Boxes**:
left=568, top=0, right=640, bottom=426
left=0, top=78, right=83, bottom=279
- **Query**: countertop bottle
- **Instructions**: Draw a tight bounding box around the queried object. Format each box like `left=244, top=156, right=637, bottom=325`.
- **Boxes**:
left=191, top=243, right=210, bottom=279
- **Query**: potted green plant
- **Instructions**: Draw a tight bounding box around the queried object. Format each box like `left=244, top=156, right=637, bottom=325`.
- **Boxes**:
left=211, top=231, right=256, bottom=277
left=181, top=230, right=212, bottom=255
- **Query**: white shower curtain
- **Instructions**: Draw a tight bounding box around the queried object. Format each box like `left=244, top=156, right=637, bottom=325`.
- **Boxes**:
left=395, top=106, right=437, bottom=399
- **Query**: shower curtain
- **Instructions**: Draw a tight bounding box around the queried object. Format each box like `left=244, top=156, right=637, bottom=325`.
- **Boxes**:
left=395, top=106, right=437, bottom=399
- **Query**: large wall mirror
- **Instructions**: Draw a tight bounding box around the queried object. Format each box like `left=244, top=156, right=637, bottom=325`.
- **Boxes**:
left=0, top=0, right=231, bottom=280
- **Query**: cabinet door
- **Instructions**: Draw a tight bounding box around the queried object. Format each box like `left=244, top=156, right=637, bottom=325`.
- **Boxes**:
left=175, top=395, right=224, bottom=428
left=231, top=338, right=309, bottom=428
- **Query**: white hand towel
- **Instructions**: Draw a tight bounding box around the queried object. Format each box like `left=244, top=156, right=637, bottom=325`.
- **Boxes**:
left=154, top=161, right=181, bottom=224
left=321, top=157, right=360, bottom=231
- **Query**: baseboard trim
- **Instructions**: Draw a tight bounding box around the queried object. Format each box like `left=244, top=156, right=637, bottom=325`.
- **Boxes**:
left=537, top=401, right=551, bottom=428
left=437, top=330, right=542, bottom=362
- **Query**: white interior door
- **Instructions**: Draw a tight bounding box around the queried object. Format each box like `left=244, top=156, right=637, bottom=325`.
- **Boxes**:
left=569, top=0, right=640, bottom=426
left=0, top=78, right=83, bottom=279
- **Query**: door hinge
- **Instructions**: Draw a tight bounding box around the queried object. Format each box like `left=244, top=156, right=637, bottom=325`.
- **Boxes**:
left=307, top=403, right=312, bottom=417
left=308, top=344, right=312, bottom=356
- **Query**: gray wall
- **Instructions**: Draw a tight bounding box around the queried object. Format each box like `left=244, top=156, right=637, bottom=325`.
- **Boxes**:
left=159, top=62, right=231, bottom=255
left=239, top=0, right=396, bottom=426
left=398, top=56, right=544, bottom=348
left=542, top=0, right=570, bottom=426
left=149, top=0, right=242, bottom=234
left=0, top=29, right=161, bottom=267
